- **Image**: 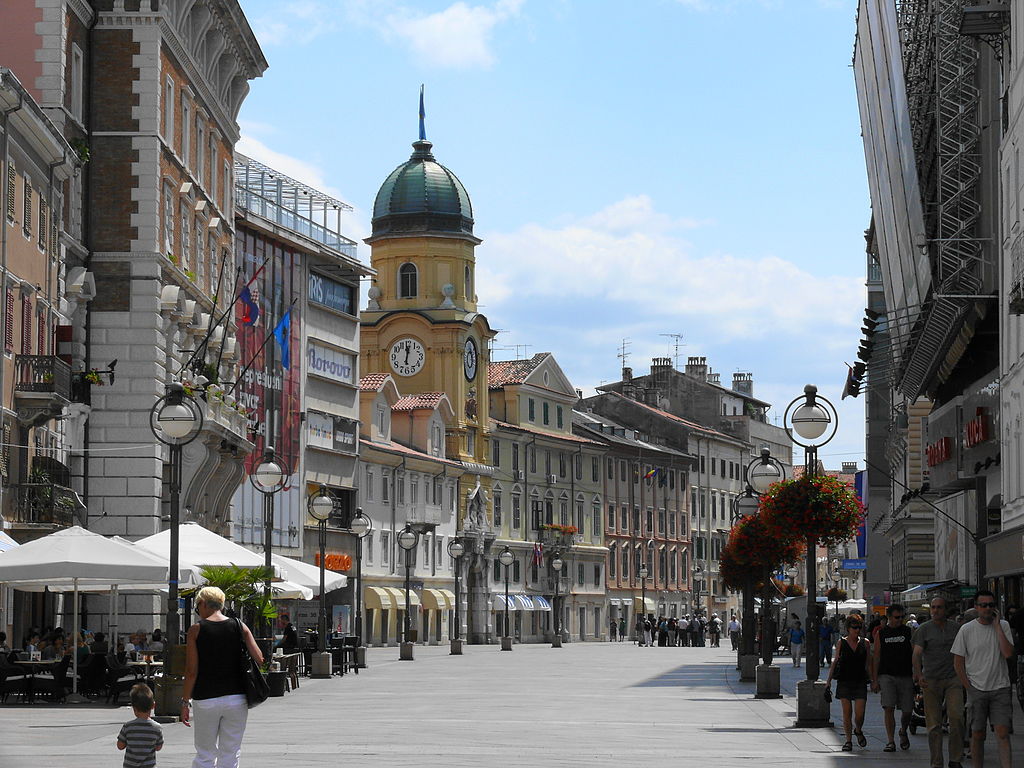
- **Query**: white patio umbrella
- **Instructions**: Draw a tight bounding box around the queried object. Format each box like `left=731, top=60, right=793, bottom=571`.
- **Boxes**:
left=271, top=553, right=347, bottom=595
left=135, top=522, right=275, bottom=571
left=0, top=530, right=19, bottom=552
left=271, top=581, right=314, bottom=600
left=0, top=526, right=170, bottom=696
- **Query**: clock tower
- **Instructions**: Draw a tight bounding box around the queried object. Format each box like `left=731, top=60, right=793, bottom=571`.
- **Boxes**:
left=360, top=132, right=496, bottom=471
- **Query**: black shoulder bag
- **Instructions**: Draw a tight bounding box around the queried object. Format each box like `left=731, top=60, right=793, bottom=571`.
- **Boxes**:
left=236, top=618, right=269, bottom=707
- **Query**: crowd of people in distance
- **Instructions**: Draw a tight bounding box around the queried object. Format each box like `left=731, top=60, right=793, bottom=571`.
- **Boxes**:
left=6, top=626, right=167, bottom=664
left=616, top=613, right=732, bottom=647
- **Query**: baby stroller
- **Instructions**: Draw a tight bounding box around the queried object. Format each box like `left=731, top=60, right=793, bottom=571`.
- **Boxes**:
left=909, top=684, right=927, bottom=735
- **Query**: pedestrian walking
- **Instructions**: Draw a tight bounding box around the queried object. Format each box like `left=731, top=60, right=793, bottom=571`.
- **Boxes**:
left=618, top=617, right=626, bottom=642
left=907, top=614, right=920, bottom=630
left=610, top=618, right=618, bottom=642
left=819, top=618, right=835, bottom=668
left=728, top=616, right=741, bottom=651
left=789, top=621, right=805, bottom=667
left=872, top=603, right=915, bottom=752
left=826, top=615, right=871, bottom=751
left=181, top=586, right=264, bottom=768
left=709, top=614, right=722, bottom=647
left=690, top=615, right=701, bottom=647
left=668, top=617, right=678, bottom=647
left=117, top=683, right=163, bottom=768
left=635, top=616, right=645, bottom=646
left=912, top=596, right=965, bottom=768
left=678, top=615, right=689, bottom=647
left=951, top=590, right=1014, bottom=768
left=657, top=617, right=668, bottom=647
left=643, top=616, right=654, bottom=648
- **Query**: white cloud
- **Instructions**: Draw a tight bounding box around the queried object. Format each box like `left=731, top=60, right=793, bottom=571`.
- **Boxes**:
left=235, top=133, right=371, bottom=244
left=250, top=1, right=335, bottom=47
left=349, top=0, right=523, bottom=69
left=477, top=195, right=864, bottom=342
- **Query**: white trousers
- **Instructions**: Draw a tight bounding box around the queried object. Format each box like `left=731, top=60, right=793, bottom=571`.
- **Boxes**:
left=192, top=694, right=249, bottom=768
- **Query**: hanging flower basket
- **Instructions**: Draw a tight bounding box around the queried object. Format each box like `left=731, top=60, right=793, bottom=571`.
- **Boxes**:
left=719, top=515, right=803, bottom=591
left=826, top=586, right=848, bottom=602
left=758, top=475, right=864, bottom=548
left=540, top=523, right=578, bottom=535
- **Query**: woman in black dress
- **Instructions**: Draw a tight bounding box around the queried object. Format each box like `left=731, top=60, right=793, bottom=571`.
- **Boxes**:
left=825, top=616, right=872, bottom=751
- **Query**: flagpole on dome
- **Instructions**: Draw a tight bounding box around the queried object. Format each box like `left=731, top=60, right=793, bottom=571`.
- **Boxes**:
left=419, top=84, right=426, bottom=141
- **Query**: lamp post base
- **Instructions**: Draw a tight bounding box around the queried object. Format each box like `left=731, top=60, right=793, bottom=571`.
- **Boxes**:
left=739, top=654, right=758, bottom=682
left=310, top=652, right=333, bottom=679
left=399, top=641, right=415, bottom=661
left=449, top=638, right=464, bottom=655
left=551, top=636, right=562, bottom=648
left=355, top=646, right=367, bottom=669
left=795, top=679, right=833, bottom=727
left=754, top=664, right=782, bottom=699
left=500, top=636, right=513, bottom=651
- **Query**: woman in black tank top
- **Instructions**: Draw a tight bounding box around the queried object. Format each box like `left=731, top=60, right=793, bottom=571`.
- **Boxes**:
left=181, top=587, right=263, bottom=768
left=825, top=618, right=872, bottom=751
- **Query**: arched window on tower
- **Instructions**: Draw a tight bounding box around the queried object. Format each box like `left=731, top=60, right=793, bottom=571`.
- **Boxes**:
left=465, top=264, right=473, bottom=300
left=399, top=262, right=418, bottom=298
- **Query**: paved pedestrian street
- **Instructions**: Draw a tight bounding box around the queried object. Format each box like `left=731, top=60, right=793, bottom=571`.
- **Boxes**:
left=2, top=643, right=1021, bottom=767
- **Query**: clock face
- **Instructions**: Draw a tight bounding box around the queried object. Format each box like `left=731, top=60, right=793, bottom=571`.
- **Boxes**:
left=389, top=338, right=426, bottom=377
left=463, top=337, right=478, bottom=381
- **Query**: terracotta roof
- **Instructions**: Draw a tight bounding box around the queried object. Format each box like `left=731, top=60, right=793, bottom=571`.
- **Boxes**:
left=488, top=354, right=547, bottom=388
left=606, top=392, right=736, bottom=441
left=359, top=438, right=464, bottom=468
left=490, top=418, right=603, bottom=446
left=792, top=466, right=856, bottom=487
left=393, top=392, right=446, bottom=411
left=359, top=373, right=390, bottom=392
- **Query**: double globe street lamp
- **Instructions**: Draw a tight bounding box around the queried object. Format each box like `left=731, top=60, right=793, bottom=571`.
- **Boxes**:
left=551, top=553, right=564, bottom=648
left=349, top=509, right=372, bottom=668
left=307, top=486, right=336, bottom=679
left=447, top=537, right=464, bottom=655
left=150, top=382, right=204, bottom=649
left=638, top=562, right=649, bottom=645
left=250, top=447, right=289, bottom=642
left=397, top=525, right=419, bottom=661
left=498, top=546, right=515, bottom=651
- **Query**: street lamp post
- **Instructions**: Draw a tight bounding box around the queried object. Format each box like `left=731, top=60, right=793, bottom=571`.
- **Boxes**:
left=149, top=382, right=203, bottom=650
left=447, top=537, right=464, bottom=655
left=551, top=553, right=563, bottom=648
left=307, top=486, right=335, bottom=679
left=397, top=525, right=419, bottom=660
left=349, top=509, right=372, bottom=668
left=499, top=546, right=515, bottom=651
left=639, top=562, right=649, bottom=646
left=691, top=561, right=703, bottom=644
left=784, top=384, right=838, bottom=727
left=250, top=447, right=288, bottom=646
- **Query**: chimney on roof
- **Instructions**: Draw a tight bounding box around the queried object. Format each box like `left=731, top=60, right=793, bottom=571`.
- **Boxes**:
left=732, top=372, right=753, bottom=396
left=575, top=388, right=583, bottom=400
left=707, top=370, right=720, bottom=386
left=622, top=367, right=637, bottom=400
left=685, top=356, right=708, bottom=381
left=841, top=461, right=859, bottom=474
left=651, top=357, right=672, bottom=386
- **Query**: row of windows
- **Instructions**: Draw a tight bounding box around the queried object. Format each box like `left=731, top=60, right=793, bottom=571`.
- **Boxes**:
left=690, top=488, right=742, bottom=522
left=162, top=183, right=231, bottom=296
left=608, top=544, right=689, bottom=587
left=363, top=466, right=457, bottom=511
left=2, top=288, right=52, bottom=357
left=525, top=397, right=566, bottom=429
left=162, top=75, right=230, bottom=216
left=605, top=458, right=679, bottom=490
left=605, top=504, right=688, bottom=538
left=363, top=530, right=453, bottom=570
left=492, top=440, right=600, bottom=481
left=697, top=454, right=743, bottom=482
left=492, top=491, right=602, bottom=536
left=5, top=166, right=59, bottom=257
left=492, top=555, right=602, bottom=587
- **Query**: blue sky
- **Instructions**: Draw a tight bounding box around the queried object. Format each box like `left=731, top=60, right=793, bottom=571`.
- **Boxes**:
left=236, top=0, right=869, bottom=465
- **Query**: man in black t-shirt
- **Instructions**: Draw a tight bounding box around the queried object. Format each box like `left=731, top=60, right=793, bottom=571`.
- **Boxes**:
left=872, top=603, right=915, bottom=752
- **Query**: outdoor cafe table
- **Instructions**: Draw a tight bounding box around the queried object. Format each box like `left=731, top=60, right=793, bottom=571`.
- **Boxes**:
left=127, top=660, right=163, bottom=679
left=12, top=659, right=59, bottom=702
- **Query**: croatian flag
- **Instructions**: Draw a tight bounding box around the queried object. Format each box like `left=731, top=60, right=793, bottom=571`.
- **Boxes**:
left=532, top=541, right=544, bottom=566
left=238, top=286, right=259, bottom=326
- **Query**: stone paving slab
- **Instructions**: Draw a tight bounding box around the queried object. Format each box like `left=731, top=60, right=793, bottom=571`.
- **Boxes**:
left=1, top=643, right=1020, bottom=767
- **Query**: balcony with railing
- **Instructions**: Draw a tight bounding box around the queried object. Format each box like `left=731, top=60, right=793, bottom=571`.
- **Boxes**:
left=13, top=355, right=71, bottom=426
left=8, top=481, right=81, bottom=528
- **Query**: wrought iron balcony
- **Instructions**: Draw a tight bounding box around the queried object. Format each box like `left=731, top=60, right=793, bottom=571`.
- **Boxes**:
left=8, top=482, right=81, bottom=528
left=13, top=355, right=71, bottom=426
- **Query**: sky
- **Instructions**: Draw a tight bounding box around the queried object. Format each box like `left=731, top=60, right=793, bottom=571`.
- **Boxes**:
left=236, top=0, right=870, bottom=466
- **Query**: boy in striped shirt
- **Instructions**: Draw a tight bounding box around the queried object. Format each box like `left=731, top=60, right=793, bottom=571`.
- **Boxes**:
left=116, top=683, right=163, bottom=768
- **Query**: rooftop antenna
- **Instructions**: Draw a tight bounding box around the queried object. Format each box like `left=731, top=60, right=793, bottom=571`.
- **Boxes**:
left=513, top=344, right=532, bottom=360
left=660, top=333, right=686, bottom=368
left=617, top=338, right=631, bottom=371
left=418, top=84, right=426, bottom=141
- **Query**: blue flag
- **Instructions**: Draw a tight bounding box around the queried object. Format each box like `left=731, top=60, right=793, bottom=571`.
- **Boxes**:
left=419, top=84, right=426, bottom=141
left=272, top=309, right=291, bottom=369
left=238, top=286, right=259, bottom=326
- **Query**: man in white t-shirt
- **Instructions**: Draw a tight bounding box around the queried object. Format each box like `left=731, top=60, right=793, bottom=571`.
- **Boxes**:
left=728, top=617, right=741, bottom=651
left=950, top=590, right=1014, bottom=768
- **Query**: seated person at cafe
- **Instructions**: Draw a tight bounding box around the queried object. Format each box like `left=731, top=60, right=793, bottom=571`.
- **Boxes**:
left=147, top=630, right=164, bottom=653
left=91, top=632, right=109, bottom=655
left=24, top=632, right=40, bottom=655
left=73, top=633, right=90, bottom=663
left=42, top=636, right=64, bottom=660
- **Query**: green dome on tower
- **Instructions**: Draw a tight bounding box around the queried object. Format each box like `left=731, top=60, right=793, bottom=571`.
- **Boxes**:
left=370, top=139, right=475, bottom=239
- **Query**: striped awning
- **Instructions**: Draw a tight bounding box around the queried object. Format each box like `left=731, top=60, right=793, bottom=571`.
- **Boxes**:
left=363, top=586, right=394, bottom=611
left=491, top=594, right=516, bottom=611
left=513, top=594, right=534, bottom=611
left=532, top=595, right=552, bottom=611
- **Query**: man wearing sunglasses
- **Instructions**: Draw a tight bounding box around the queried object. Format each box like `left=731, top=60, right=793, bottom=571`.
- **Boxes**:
left=951, top=590, right=1014, bottom=768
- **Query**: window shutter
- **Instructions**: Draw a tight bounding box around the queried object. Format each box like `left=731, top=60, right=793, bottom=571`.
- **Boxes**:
left=23, top=178, right=32, bottom=236
left=37, top=312, right=45, bottom=355
left=21, top=297, right=31, bottom=355
left=50, top=216, right=58, bottom=258
left=38, top=202, right=47, bottom=251
left=0, top=422, right=10, bottom=483
left=5, top=166, right=14, bottom=220
left=4, top=288, right=13, bottom=353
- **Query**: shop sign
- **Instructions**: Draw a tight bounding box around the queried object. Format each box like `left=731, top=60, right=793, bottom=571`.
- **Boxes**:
left=308, top=272, right=355, bottom=316
left=959, top=585, right=978, bottom=599
left=926, top=436, right=952, bottom=467
left=841, top=558, right=867, bottom=570
left=307, top=410, right=358, bottom=454
left=964, top=408, right=990, bottom=448
left=314, top=552, right=352, bottom=571
left=307, top=341, right=355, bottom=385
